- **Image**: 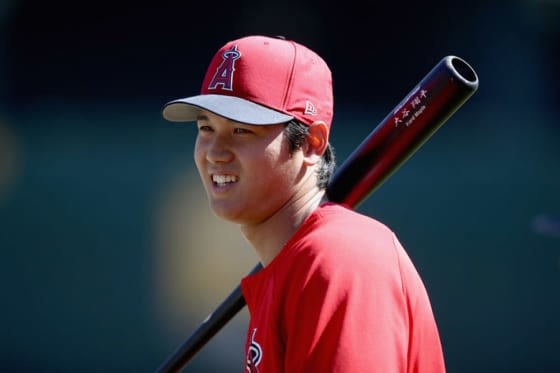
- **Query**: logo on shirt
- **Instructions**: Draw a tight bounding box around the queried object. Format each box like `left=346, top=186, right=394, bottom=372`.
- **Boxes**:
left=246, top=328, right=262, bottom=373
left=207, top=45, right=241, bottom=91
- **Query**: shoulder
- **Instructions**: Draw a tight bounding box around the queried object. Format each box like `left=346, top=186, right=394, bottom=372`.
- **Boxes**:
left=304, top=202, right=397, bottom=255
left=286, top=203, right=403, bottom=280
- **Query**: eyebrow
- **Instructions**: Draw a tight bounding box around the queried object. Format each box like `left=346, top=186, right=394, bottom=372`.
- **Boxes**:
left=196, top=113, right=209, bottom=121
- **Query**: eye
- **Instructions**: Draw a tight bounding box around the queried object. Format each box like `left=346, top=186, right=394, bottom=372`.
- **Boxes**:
left=197, top=124, right=213, bottom=132
left=233, top=127, right=253, bottom=135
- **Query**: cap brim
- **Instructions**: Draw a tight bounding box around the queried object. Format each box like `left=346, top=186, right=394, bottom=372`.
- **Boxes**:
left=162, top=94, right=294, bottom=125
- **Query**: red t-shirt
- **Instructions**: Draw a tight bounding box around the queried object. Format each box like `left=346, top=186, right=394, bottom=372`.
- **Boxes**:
left=240, top=202, right=445, bottom=372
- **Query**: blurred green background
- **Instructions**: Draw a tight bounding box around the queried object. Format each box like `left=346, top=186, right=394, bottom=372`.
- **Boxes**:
left=1, top=1, right=559, bottom=372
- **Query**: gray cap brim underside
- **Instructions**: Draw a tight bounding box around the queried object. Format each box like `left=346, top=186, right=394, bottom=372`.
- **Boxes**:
left=162, top=94, right=294, bottom=125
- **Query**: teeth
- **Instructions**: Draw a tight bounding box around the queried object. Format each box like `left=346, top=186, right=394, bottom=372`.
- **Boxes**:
left=212, top=175, right=239, bottom=185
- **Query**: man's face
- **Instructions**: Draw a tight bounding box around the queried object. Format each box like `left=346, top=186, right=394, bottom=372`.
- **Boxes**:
left=194, top=110, right=306, bottom=225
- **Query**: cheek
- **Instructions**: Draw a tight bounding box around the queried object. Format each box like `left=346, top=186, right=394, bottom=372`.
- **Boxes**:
left=252, top=146, right=300, bottom=188
left=193, top=139, right=204, bottom=164
left=193, top=141, right=207, bottom=178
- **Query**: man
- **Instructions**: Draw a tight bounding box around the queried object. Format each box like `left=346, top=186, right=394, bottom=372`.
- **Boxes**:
left=162, top=35, right=445, bottom=372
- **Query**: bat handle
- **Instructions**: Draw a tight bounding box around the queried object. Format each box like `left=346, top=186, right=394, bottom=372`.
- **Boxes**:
left=155, top=263, right=262, bottom=373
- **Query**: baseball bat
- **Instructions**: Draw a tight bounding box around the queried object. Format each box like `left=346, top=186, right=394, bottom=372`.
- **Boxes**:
left=156, top=55, right=479, bottom=372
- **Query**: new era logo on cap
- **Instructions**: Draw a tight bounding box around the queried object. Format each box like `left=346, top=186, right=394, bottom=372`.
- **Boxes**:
left=304, top=100, right=317, bottom=116
left=162, top=35, right=333, bottom=127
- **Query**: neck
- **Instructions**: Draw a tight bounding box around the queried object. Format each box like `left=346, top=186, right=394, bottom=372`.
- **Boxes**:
left=240, top=188, right=326, bottom=266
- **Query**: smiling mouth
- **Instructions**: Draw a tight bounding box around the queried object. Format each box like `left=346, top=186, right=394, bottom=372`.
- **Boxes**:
left=212, top=174, right=239, bottom=187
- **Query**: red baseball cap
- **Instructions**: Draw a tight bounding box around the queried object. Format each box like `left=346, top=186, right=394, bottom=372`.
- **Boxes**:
left=162, top=35, right=333, bottom=127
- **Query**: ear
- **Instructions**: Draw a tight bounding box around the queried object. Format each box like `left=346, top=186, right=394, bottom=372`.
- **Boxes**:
left=303, top=121, right=329, bottom=164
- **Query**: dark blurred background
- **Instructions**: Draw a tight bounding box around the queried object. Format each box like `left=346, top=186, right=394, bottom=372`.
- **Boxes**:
left=1, top=0, right=559, bottom=372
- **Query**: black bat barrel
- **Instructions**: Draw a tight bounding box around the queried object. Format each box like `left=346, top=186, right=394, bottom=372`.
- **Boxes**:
left=326, top=56, right=479, bottom=208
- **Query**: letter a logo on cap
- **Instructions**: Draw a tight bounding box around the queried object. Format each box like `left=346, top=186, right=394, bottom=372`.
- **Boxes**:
left=207, top=45, right=241, bottom=92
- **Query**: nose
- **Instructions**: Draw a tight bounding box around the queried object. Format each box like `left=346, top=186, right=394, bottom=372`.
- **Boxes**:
left=205, top=136, right=234, bottom=164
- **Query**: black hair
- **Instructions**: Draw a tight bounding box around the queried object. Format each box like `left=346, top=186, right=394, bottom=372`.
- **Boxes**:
left=284, top=120, right=336, bottom=189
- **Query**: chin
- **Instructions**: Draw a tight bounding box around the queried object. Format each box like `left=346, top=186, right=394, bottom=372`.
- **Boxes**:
left=209, top=203, right=243, bottom=223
